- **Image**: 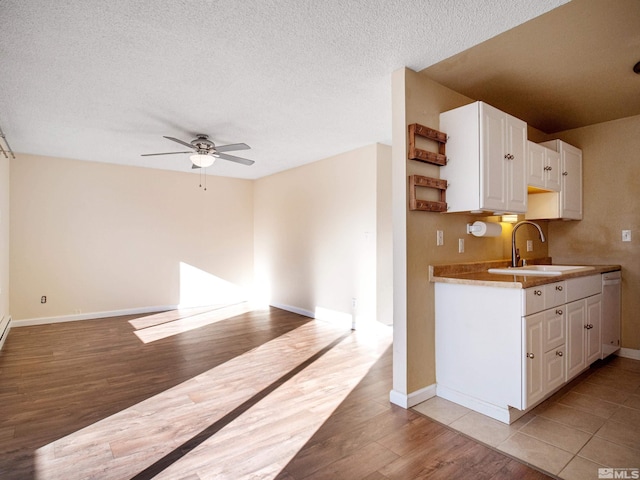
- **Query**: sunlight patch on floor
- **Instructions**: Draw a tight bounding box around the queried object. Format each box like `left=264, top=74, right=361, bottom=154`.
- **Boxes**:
left=131, top=303, right=254, bottom=344
left=128, top=305, right=231, bottom=330
left=158, top=328, right=392, bottom=479
left=33, top=319, right=391, bottom=480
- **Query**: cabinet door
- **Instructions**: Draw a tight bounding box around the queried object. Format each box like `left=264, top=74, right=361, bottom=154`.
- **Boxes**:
left=505, top=114, right=527, bottom=212
left=527, top=141, right=546, bottom=189
left=544, top=307, right=565, bottom=351
left=560, top=143, right=583, bottom=219
left=545, top=148, right=562, bottom=191
left=523, top=313, right=545, bottom=409
left=566, top=299, right=586, bottom=380
left=586, top=294, right=602, bottom=365
left=544, top=346, right=566, bottom=393
left=481, top=103, right=507, bottom=211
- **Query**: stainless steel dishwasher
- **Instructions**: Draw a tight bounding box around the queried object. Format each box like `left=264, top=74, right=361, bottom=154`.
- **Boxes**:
left=601, top=271, right=622, bottom=359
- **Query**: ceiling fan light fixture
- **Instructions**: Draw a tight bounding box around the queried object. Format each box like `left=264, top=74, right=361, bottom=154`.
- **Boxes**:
left=190, top=153, right=215, bottom=168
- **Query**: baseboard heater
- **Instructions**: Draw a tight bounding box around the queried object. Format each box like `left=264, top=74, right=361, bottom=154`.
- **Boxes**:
left=0, top=315, right=10, bottom=351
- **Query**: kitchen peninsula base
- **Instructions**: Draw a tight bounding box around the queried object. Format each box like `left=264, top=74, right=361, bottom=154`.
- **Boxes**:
left=432, top=260, right=620, bottom=425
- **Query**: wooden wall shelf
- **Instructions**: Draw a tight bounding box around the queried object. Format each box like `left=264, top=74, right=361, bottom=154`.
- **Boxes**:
left=409, top=175, right=448, bottom=212
left=408, top=123, right=447, bottom=166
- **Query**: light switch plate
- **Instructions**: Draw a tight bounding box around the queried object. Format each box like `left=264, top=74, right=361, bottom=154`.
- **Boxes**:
left=437, top=230, right=444, bottom=246
left=458, top=238, right=464, bottom=253
left=526, top=240, right=533, bottom=252
left=622, top=230, right=631, bottom=242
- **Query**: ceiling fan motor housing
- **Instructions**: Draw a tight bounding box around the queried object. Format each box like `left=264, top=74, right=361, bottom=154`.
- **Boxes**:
left=192, top=134, right=215, bottom=151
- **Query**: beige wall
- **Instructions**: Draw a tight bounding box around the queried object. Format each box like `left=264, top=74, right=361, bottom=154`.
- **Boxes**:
left=393, top=68, right=550, bottom=396
left=376, top=143, right=393, bottom=325
left=545, top=115, right=640, bottom=350
left=10, top=154, right=254, bottom=320
left=0, top=154, right=9, bottom=321
left=254, top=144, right=390, bottom=326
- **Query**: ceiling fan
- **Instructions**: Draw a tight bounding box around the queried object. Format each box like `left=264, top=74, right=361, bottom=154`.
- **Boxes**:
left=142, top=134, right=254, bottom=168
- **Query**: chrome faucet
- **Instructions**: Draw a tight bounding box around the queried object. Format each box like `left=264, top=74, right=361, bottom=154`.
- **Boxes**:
left=511, top=221, right=546, bottom=267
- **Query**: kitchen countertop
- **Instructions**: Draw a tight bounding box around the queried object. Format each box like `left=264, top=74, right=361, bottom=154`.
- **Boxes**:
left=430, top=258, right=621, bottom=289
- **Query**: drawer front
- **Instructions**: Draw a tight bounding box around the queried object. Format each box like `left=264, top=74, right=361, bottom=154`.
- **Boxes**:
left=524, top=281, right=566, bottom=315
left=545, top=281, right=567, bottom=308
left=524, top=287, right=546, bottom=315
left=566, top=275, right=601, bottom=303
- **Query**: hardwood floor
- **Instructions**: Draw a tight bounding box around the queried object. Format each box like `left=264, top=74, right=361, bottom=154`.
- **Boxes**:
left=0, top=305, right=550, bottom=479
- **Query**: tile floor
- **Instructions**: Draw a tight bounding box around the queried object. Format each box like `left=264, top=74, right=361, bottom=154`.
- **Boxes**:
left=412, top=355, right=640, bottom=479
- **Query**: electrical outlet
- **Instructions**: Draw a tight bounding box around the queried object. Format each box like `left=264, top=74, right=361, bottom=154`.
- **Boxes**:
left=352, top=298, right=357, bottom=309
left=458, top=238, right=464, bottom=253
left=622, top=230, right=631, bottom=242
left=436, top=230, right=444, bottom=246
left=41, top=296, right=47, bottom=304
left=527, top=240, right=533, bottom=252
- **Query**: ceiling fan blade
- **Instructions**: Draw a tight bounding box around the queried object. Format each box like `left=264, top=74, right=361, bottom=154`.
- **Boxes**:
left=217, top=152, right=255, bottom=166
left=215, top=143, right=250, bottom=153
left=141, top=151, right=193, bottom=156
left=163, top=136, right=195, bottom=149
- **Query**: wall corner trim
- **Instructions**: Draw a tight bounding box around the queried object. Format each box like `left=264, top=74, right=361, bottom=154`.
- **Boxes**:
left=269, top=303, right=315, bottom=319
left=0, top=315, right=11, bottom=351
left=618, top=348, right=640, bottom=361
left=389, top=384, right=436, bottom=409
left=10, top=305, right=178, bottom=328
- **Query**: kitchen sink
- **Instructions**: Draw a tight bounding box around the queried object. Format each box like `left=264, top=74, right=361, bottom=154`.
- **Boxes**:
left=487, top=265, right=595, bottom=276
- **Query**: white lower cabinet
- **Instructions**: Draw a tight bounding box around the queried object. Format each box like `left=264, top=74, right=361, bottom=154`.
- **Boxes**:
left=566, top=294, right=602, bottom=381
left=524, top=313, right=545, bottom=407
left=523, top=306, right=566, bottom=409
left=586, top=295, right=602, bottom=365
left=435, top=273, right=606, bottom=424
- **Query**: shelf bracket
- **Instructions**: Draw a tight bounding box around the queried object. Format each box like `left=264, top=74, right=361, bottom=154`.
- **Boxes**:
left=408, top=123, right=447, bottom=166
left=409, top=175, right=448, bottom=212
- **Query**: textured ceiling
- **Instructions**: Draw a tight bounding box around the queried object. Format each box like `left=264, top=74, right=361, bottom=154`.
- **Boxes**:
left=421, top=0, right=640, bottom=134
left=0, top=0, right=567, bottom=179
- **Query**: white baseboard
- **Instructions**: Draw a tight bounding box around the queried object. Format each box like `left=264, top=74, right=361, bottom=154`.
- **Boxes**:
left=389, top=384, right=436, bottom=409
left=0, top=315, right=11, bottom=350
left=11, top=305, right=179, bottom=327
left=270, top=302, right=315, bottom=319
left=619, top=348, right=640, bottom=360
left=435, top=384, right=522, bottom=424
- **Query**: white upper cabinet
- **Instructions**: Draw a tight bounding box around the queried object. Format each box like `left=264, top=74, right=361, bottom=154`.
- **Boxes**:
left=526, top=140, right=583, bottom=220
left=440, top=101, right=527, bottom=214
left=527, top=141, right=561, bottom=192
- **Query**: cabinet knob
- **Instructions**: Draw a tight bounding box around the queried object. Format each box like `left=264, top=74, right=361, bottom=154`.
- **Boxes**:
left=526, top=353, right=535, bottom=359
left=585, top=324, right=593, bottom=329
left=563, top=171, right=569, bottom=176
left=556, top=351, right=563, bottom=357
left=556, top=309, right=563, bottom=315
left=556, top=285, right=563, bottom=291
left=534, top=290, right=542, bottom=296
left=504, top=153, right=514, bottom=160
